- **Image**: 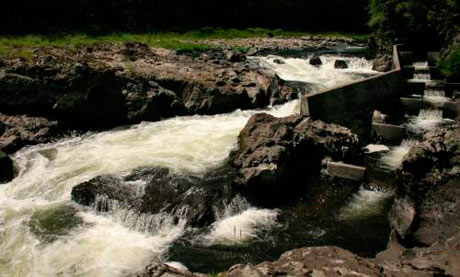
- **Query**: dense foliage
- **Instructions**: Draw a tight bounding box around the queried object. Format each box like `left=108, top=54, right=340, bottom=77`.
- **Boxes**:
left=439, top=46, right=460, bottom=81
left=0, top=0, right=369, bottom=34
left=368, top=0, right=459, bottom=49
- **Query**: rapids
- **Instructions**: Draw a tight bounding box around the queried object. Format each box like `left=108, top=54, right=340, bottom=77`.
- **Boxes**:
left=0, top=55, right=380, bottom=276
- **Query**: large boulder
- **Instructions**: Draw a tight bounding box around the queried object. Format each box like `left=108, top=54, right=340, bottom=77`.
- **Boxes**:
left=0, top=150, right=14, bottom=183
left=71, top=166, right=235, bottom=226
left=230, top=113, right=359, bottom=203
left=309, top=55, right=322, bottom=66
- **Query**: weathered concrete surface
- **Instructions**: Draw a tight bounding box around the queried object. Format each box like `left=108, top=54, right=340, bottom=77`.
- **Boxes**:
left=327, top=162, right=367, bottom=181
left=300, top=45, right=405, bottom=138
left=372, top=123, right=406, bottom=145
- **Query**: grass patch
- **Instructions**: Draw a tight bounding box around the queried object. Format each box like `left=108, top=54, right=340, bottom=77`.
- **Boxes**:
left=0, top=28, right=368, bottom=60
left=438, top=46, right=460, bottom=81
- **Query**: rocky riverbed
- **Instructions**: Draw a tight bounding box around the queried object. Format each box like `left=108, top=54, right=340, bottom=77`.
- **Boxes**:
left=1, top=37, right=457, bottom=277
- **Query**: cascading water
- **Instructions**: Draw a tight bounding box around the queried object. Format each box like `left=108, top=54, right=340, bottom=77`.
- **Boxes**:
left=0, top=56, right=379, bottom=276
left=379, top=139, right=419, bottom=170
left=424, top=89, right=448, bottom=105
left=255, top=55, right=377, bottom=90
left=407, top=109, right=448, bottom=134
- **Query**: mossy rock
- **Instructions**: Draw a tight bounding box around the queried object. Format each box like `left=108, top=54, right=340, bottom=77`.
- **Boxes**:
left=29, top=205, right=83, bottom=243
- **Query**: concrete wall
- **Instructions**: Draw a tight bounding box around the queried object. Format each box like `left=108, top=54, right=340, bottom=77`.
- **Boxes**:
left=301, top=45, right=405, bottom=136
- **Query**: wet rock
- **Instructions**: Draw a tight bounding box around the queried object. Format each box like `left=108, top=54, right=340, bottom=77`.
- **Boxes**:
left=0, top=121, right=5, bottom=136
left=272, top=58, right=285, bottom=65
left=395, top=121, right=460, bottom=246
left=71, top=166, right=235, bottom=226
left=372, top=54, right=393, bottom=72
left=309, top=55, right=322, bottom=66
left=0, top=150, right=14, bottom=183
left=334, top=59, right=348, bottom=69
left=388, top=197, right=416, bottom=239
left=230, top=114, right=359, bottom=203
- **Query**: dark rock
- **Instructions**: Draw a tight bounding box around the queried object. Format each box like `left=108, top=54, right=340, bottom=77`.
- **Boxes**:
left=0, top=113, right=58, bottom=154
left=230, top=114, right=359, bottom=203
left=0, top=121, right=4, bottom=136
left=309, top=55, right=322, bottom=66
left=224, top=237, right=460, bottom=277
left=334, top=59, right=348, bottom=69
left=226, top=51, right=246, bottom=63
left=0, top=150, right=14, bottom=183
left=394, top=121, right=460, bottom=246
left=72, top=166, right=235, bottom=226
left=121, top=42, right=152, bottom=61
left=273, top=58, right=285, bottom=65
left=372, top=54, right=392, bottom=72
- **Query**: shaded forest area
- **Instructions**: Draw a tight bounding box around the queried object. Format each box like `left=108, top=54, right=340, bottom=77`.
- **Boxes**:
left=0, top=0, right=369, bottom=34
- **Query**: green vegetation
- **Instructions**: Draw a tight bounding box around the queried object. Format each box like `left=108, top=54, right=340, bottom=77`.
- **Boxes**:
left=0, top=28, right=368, bottom=60
left=368, top=0, right=459, bottom=48
left=438, top=46, right=460, bottom=81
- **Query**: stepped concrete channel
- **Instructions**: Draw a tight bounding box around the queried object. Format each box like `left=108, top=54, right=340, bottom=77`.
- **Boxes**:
left=300, top=45, right=460, bottom=181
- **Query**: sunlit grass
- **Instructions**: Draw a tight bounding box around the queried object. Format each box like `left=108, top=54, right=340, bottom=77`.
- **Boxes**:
left=0, top=28, right=369, bottom=60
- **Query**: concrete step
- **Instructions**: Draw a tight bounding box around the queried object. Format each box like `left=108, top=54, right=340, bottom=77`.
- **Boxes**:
left=399, top=51, right=414, bottom=66
left=400, top=97, right=460, bottom=118
left=372, top=123, right=406, bottom=145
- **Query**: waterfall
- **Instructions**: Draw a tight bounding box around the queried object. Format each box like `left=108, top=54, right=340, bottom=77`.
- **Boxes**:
left=379, top=139, right=418, bottom=170
left=407, top=109, right=445, bottom=133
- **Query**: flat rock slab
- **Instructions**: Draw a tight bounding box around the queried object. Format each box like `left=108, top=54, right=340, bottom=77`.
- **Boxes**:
left=327, top=162, right=367, bottom=181
left=372, top=123, right=406, bottom=145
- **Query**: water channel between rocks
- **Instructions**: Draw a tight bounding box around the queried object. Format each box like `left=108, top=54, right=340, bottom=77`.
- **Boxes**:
left=1, top=54, right=397, bottom=276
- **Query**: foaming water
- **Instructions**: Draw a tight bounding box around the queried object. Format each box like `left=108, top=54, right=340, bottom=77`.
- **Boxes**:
left=380, top=139, right=418, bottom=170
left=413, top=61, right=429, bottom=70
left=256, top=55, right=378, bottom=90
left=194, top=195, right=280, bottom=246
left=0, top=100, right=298, bottom=277
left=365, top=144, right=390, bottom=154
left=203, top=208, right=279, bottom=246
left=339, top=188, right=391, bottom=220
left=407, top=109, right=446, bottom=133
left=424, top=90, right=448, bottom=105
left=414, top=73, right=431, bottom=80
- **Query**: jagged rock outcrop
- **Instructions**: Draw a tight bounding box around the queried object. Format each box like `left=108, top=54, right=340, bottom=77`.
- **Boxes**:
left=222, top=237, right=459, bottom=277
left=71, top=165, right=235, bottom=226
left=0, top=113, right=59, bottom=153
left=0, top=150, right=14, bottom=183
left=392, top=121, right=460, bottom=246
left=230, top=113, right=359, bottom=202
left=0, top=43, right=297, bottom=129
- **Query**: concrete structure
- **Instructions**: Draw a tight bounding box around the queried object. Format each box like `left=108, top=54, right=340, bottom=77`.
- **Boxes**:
left=301, top=45, right=405, bottom=136
left=327, top=162, right=367, bottom=181
left=372, top=123, right=406, bottom=145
